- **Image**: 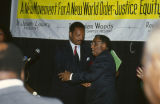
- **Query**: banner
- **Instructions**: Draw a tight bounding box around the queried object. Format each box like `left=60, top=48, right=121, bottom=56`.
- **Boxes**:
left=10, top=0, right=160, bottom=41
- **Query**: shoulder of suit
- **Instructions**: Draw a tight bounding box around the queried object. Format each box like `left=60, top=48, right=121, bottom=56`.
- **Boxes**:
left=0, top=86, right=63, bottom=104
left=81, top=43, right=91, bottom=52
left=55, top=41, right=70, bottom=51
left=96, top=50, right=113, bottom=60
left=27, top=94, right=63, bottom=104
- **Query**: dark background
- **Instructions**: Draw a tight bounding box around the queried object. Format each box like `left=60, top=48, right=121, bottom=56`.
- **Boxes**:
left=0, top=0, right=148, bottom=104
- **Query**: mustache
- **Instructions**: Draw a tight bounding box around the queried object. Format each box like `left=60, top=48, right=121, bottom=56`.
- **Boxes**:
left=77, top=40, right=83, bottom=43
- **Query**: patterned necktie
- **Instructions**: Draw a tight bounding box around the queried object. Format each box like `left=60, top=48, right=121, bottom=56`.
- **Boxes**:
left=74, top=46, right=77, bottom=55
left=74, top=46, right=79, bottom=63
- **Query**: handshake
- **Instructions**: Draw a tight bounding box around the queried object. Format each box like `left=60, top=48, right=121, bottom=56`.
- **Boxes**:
left=58, top=70, right=91, bottom=87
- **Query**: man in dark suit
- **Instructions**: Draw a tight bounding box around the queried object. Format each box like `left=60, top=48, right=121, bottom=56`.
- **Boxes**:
left=0, top=43, right=62, bottom=104
left=59, top=35, right=117, bottom=104
left=50, top=22, right=91, bottom=104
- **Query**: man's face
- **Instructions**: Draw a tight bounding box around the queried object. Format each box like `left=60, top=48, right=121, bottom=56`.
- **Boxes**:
left=69, top=27, right=85, bottom=45
left=91, top=37, right=106, bottom=56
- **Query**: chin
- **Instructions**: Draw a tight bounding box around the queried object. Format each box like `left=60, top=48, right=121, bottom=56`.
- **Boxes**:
left=92, top=52, right=96, bottom=56
left=76, top=42, right=81, bottom=45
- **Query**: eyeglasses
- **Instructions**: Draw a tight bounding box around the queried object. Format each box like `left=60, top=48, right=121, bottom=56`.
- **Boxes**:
left=91, top=41, right=103, bottom=46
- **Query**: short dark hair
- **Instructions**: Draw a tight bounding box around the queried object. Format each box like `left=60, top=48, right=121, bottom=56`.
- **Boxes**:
left=95, top=35, right=112, bottom=51
left=69, top=22, right=85, bottom=33
left=0, top=43, right=24, bottom=78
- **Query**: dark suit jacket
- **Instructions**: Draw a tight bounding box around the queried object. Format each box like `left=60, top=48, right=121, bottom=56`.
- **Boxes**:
left=72, top=50, right=116, bottom=104
left=51, top=41, right=91, bottom=104
left=0, top=86, right=62, bottom=104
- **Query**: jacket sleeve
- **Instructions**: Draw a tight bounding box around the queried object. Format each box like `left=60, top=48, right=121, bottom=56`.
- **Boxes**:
left=71, top=54, right=115, bottom=83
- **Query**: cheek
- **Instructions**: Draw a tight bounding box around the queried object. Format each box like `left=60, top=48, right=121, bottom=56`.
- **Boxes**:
left=94, top=47, right=99, bottom=53
left=75, top=37, right=79, bottom=41
left=73, top=35, right=78, bottom=40
left=96, top=46, right=101, bottom=51
left=95, top=46, right=103, bottom=55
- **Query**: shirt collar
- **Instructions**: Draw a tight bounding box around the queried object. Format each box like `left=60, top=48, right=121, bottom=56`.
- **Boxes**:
left=0, top=79, right=23, bottom=90
left=69, top=40, right=80, bottom=50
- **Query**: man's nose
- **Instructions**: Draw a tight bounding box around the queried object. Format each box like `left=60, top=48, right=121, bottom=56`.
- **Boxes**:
left=91, top=44, right=94, bottom=49
left=79, top=35, right=84, bottom=40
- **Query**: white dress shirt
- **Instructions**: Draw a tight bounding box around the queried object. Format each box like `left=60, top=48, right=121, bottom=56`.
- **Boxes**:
left=0, top=79, right=23, bottom=90
left=69, top=40, right=81, bottom=60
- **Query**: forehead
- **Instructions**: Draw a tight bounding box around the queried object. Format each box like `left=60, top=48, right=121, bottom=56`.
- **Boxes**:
left=73, top=27, right=84, bottom=32
left=93, top=37, right=101, bottom=41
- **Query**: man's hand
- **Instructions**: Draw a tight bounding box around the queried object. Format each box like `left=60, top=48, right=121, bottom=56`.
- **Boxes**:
left=81, top=83, right=91, bottom=87
left=136, top=67, right=144, bottom=80
left=58, top=70, right=71, bottom=81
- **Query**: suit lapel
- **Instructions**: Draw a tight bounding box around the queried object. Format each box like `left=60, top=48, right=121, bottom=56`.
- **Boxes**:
left=80, top=45, right=83, bottom=61
left=64, top=41, right=77, bottom=72
left=80, top=44, right=88, bottom=63
left=65, top=41, right=74, bottom=59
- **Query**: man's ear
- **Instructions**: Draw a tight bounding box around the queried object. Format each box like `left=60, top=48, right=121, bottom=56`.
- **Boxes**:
left=20, top=69, right=24, bottom=81
left=69, top=32, right=72, bottom=38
